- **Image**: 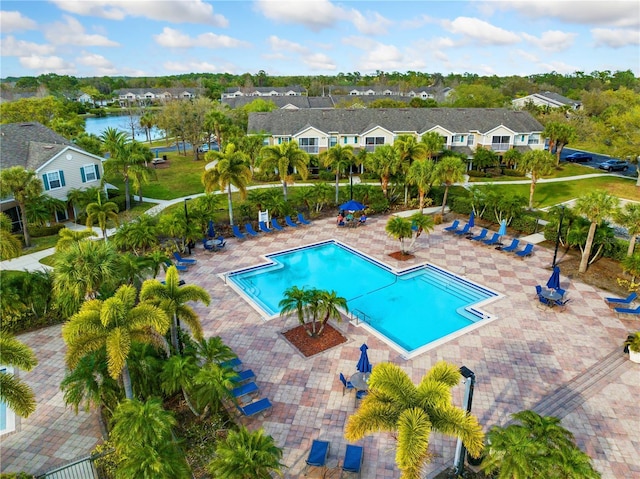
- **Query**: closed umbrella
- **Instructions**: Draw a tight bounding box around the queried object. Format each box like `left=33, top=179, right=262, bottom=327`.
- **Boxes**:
left=340, top=199, right=366, bottom=212
left=546, top=266, right=561, bottom=290
left=468, top=210, right=475, bottom=229
left=498, top=219, right=507, bottom=239
left=207, top=220, right=215, bottom=239
left=356, top=344, right=372, bottom=373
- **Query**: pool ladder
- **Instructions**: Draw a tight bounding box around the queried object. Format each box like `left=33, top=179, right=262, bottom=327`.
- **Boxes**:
left=351, top=309, right=372, bottom=325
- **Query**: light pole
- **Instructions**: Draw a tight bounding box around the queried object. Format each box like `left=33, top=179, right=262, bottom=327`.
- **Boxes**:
left=350, top=169, right=353, bottom=200
left=453, top=366, right=476, bottom=476
left=551, top=205, right=565, bottom=268
left=184, top=198, right=192, bottom=255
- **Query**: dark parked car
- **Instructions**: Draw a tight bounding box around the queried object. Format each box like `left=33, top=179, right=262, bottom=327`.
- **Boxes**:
left=565, top=152, right=592, bottom=163
left=598, top=159, right=629, bottom=172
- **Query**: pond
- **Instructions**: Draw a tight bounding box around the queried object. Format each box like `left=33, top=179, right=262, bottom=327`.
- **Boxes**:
left=84, top=114, right=164, bottom=141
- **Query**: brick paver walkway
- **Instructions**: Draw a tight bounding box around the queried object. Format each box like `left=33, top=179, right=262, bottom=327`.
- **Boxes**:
left=2, top=214, right=638, bottom=478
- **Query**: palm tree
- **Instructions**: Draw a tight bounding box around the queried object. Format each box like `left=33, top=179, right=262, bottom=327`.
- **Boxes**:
left=394, top=135, right=427, bottom=205
left=0, top=331, right=38, bottom=418
left=517, top=150, right=556, bottom=209
left=279, top=286, right=311, bottom=329
left=160, top=354, right=200, bottom=415
left=0, top=166, right=43, bottom=247
left=102, top=131, right=148, bottom=211
left=420, top=131, right=445, bottom=160
left=193, top=336, right=237, bottom=366
left=434, top=155, right=466, bottom=215
left=208, top=426, right=285, bottom=478
left=55, top=227, right=97, bottom=251
left=139, top=111, right=155, bottom=144
left=62, top=284, right=170, bottom=399
left=366, top=144, right=401, bottom=198
left=111, top=398, right=191, bottom=479
left=191, top=362, right=237, bottom=417
left=386, top=216, right=414, bottom=254
left=202, top=143, right=251, bottom=226
left=85, top=191, right=119, bottom=241
left=0, top=212, right=22, bottom=260
left=574, top=191, right=619, bottom=273
left=319, top=144, right=355, bottom=203
left=345, top=361, right=484, bottom=479
left=258, top=141, right=310, bottom=201
left=315, top=289, right=348, bottom=336
left=406, top=160, right=435, bottom=213
left=140, top=266, right=211, bottom=354
left=615, top=202, right=640, bottom=256
left=111, top=214, right=159, bottom=255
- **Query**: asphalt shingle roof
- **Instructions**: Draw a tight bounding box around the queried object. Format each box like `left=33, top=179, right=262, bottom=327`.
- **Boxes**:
left=0, top=122, right=74, bottom=170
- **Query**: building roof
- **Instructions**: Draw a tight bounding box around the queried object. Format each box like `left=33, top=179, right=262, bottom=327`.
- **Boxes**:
left=248, top=108, right=544, bottom=137
left=0, top=122, right=75, bottom=170
left=513, top=91, right=581, bottom=107
left=223, top=85, right=306, bottom=94
left=222, top=96, right=335, bottom=109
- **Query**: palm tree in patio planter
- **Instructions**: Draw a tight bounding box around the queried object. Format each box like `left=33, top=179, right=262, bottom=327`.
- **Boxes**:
left=345, top=361, right=484, bottom=479
left=279, top=286, right=348, bottom=337
left=385, top=213, right=434, bottom=256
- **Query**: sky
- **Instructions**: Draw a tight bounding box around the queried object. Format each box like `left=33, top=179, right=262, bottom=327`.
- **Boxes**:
left=1, top=0, right=639, bottom=79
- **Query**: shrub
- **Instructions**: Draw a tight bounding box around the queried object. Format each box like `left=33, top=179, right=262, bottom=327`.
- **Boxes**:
left=467, top=170, right=485, bottom=178
left=510, top=214, right=539, bottom=235
left=0, top=473, right=35, bottom=479
left=318, top=170, right=334, bottom=181
left=432, top=213, right=443, bottom=225
left=27, top=223, right=65, bottom=238
left=451, top=197, right=472, bottom=215
left=502, top=169, right=524, bottom=177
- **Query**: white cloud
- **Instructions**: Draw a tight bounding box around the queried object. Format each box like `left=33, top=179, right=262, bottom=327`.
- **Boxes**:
left=76, top=52, right=119, bottom=75
left=303, top=53, right=336, bottom=70
left=254, top=0, right=343, bottom=31
left=401, top=14, right=438, bottom=29
left=514, top=48, right=540, bottom=63
left=349, top=9, right=393, bottom=35
left=347, top=40, right=427, bottom=71
left=0, top=11, right=37, bottom=32
left=19, top=55, right=75, bottom=74
left=44, top=15, right=119, bottom=46
left=592, top=28, right=640, bottom=48
left=51, top=0, right=228, bottom=26
left=153, top=27, right=249, bottom=49
left=267, top=36, right=308, bottom=54
left=536, top=59, right=582, bottom=74
left=521, top=30, right=576, bottom=52
left=442, top=17, right=521, bottom=45
left=163, top=60, right=236, bottom=73
left=0, top=36, right=56, bottom=56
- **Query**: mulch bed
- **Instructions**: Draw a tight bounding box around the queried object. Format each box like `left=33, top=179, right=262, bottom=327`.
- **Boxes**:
left=389, top=250, right=415, bottom=261
left=282, top=323, right=348, bottom=357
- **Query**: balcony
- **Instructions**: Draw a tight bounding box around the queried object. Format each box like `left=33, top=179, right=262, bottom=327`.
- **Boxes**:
left=300, top=146, right=319, bottom=154
left=491, top=142, right=510, bottom=151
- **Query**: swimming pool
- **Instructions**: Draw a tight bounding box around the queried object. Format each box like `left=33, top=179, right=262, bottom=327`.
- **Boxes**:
left=224, top=240, right=502, bottom=358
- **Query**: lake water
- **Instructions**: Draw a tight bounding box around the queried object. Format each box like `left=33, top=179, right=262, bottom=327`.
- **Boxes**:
left=84, top=114, right=164, bottom=141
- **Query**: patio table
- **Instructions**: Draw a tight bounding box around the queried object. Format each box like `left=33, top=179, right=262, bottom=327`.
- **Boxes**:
left=541, top=289, right=562, bottom=302
left=350, top=372, right=371, bottom=391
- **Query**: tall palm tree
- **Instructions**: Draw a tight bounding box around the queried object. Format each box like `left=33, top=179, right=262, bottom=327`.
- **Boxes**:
left=160, top=354, right=200, bottom=416
left=111, top=215, right=159, bottom=255
left=366, top=144, right=401, bottom=198
left=102, top=131, right=148, bottom=211
left=345, top=361, right=484, bottom=479
left=574, top=191, right=619, bottom=273
left=319, top=144, right=355, bottom=203
left=0, top=166, right=43, bottom=247
left=191, top=362, right=238, bottom=417
left=279, top=286, right=312, bottom=330
left=434, top=155, right=466, bottom=215
left=315, top=289, right=348, bottom=336
left=85, top=191, right=119, bottom=241
left=0, top=331, right=38, bottom=418
left=385, top=216, right=414, bottom=254
left=394, top=135, right=427, bottom=205
left=406, top=159, right=435, bottom=213
left=202, top=143, right=252, bottom=226
left=615, top=202, right=640, bottom=256
left=140, top=266, right=211, bottom=354
left=208, top=426, right=285, bottom=478
left=139, top=111, right=155, bottom=144
left=420, top=131, right=445, bottom=160
left=258, top=141, right=310, bottom=201
left=62, top=284, right=170, bottom=399
left=0, top=212, right=22, bottom=260
left=55, top=227, right=97, bottom=251
left=517, top=150, right=555, bottom=209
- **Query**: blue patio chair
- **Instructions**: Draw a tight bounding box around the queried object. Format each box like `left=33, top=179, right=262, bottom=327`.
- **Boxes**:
left=501, top=238, right=520, bottom=252
left=482, top=233, right=500, bottom=245
left=271, top=218, right=285, bottom=231
left=259, top=221, right=273, bottom=233
left=443, top=219, right=460, bottom=232
left=516, top=243, right=534, bottom=257
left=285, top=215, right=298, bottom=227
left=614, top=305, right=640, bottom=318
left=297, top=212, right=312, bottom=225
left=556, top=288, right=566, bottom=298
left=604, top=292, right=637, bottom=307
left=232, top=224, right=246, bottom=240
left=554, top=298, right=572, bottom=311
left=234, top=369, right=256, bottom=384
left=534, top=285, right=542, bottom=299
left=236, top=397, right=272, bottom=418
left=173, top=251, right=197, bottom=264
left=202, top=238, right=215, bottom=252
left=537, top=295, right=554, bottom=309
left=165, top=260, right=188, bottom=272
left=215, top=236, right=226, bottom=248
left=230, top=381, right=259, bottom=402
left=304, top=440, right=330, bottom=474
left=245, top=223, right=260, bottom=237
left=339, top=372, right=355, bottom=396
left=355, top=389, right=368, bottom=407
left=341, top=445, right=364, bottom=478
left=470, top=228, right=488, bottom=241
left=454, top=223, right=471, bottom=235
left=220, top=357, right=242, bottom=371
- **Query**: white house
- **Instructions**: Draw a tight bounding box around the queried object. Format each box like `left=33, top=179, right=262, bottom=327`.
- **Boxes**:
left=512, top=91, right=581, bottom=110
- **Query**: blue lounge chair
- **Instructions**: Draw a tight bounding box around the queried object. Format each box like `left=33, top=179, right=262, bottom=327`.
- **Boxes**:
left=271, top=218, right=285, bottom=231
left=230, top=381, right=259, bottom=402
left=604, top=292, right=637, bottom=307
left=165, top=260, right=188, bottom=272
left=285, top=215, right=298, bottom=227
left=501, top=238, right=520, bottom=252
left=443, top=220, right=460, bottom=232
left=297, top=212, right=312, bottom=225
left=220, top=357, right=242, bottom=371
left=454, top=223, right=471, bottom=235
left=341, top=445, right=364, bottom=478
left=304, top=440, right=330, bottom=473
left=482, top=233, right=500, bottom=245
left=470, top=228, right=488, bottom=241
left=245, top=223, right=259, bottom=237
left=234, top=369, right=256, bottom=384
left=516, top=243, right=534, bottom=257
left=258, top=221, right=273, bottom=233
left=339, top=373, right=355, bottom=396
left=236, top=397, right=272, bottom=418
left=173, top=251, right=197, bottom=264
left=232, top=224, right=246, bottom=240
left=614, top=305, right=640, bottom=317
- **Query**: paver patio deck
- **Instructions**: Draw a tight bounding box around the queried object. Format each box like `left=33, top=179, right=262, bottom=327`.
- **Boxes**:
left=2, top=214, right=638, bottom=478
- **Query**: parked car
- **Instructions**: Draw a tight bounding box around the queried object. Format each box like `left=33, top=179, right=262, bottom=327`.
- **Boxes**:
left=598, top=159, right=629, bottom=172
left=197, top=142, right=219, bottom=153
left=565, top=152, right=592, bottom=163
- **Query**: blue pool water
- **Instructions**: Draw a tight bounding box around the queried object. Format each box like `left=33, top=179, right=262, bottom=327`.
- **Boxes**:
left=227, top=241, right=499, bottom=356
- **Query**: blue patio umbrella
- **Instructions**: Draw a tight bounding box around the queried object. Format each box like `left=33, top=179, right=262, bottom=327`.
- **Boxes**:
left=498, top=219, right=507, bottom=238
left=356, top=344, right=372, bottom=373
left=468, top=210, right=475, bottom=228
left=546, top=266, right=561, bottom=290
left=207, top=220, right=215, bottom=239
left=340, top=199, right=366, bottom=212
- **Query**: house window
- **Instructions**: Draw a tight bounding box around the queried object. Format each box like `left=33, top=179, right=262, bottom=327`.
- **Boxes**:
left=467, top=135, right=475, bottom=146
left=43, top=170, right=65, bottom=190
left=329, top=137, right=337, bottom=148
left=528, top=134, right=540, bottom=145
left=277, top=137, right=291, bottom=144
left=453, top=135, right=464, bottom=143
left=344, top=137, right=348, bottom=144
left=299, top=138, right=319, bottom=154
left=56, top=208, right=69, bottom=222
left=81, top=164, right=100, bottom=183
left=491, top=135, right=510, bottom=151
left=365, top=137, right=385, bottom=152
